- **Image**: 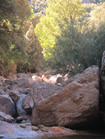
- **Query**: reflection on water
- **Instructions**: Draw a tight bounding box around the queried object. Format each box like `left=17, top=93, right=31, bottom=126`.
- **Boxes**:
left=55, top=136, right=105, bottom=139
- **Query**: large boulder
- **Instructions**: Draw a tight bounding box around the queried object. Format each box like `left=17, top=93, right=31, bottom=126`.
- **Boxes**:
left=23, top=81, right=62, bottom=114
left=32, top=66, right=99, bottom=128
left=0, top=95, right=16, bottom=116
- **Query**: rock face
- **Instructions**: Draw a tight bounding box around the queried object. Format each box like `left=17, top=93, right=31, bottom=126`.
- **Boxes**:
left=99, top=51, right=105, bottom=121
left=0, top=95, right=16, bottom=116
left=32, top=66, right=99, bottom=128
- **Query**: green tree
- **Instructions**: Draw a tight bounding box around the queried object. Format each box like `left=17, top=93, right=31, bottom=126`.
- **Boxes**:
left=47, top=2, right=105, bottom=75
left=35, top=0, right=85, bottom=61
left=0, top=0, right=32, bottom=76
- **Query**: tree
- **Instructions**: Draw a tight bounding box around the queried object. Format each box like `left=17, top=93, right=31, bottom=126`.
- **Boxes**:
left=46, top=2, right=105, bottom=75
left=0, top=0, right=32, bottom=76
left=28, top=0, right=47, bottom=13
left=35, top=0, right=85, bottom=61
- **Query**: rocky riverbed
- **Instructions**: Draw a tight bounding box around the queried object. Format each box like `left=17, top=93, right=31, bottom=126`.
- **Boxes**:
left=0, top=51, right=105, bottom=138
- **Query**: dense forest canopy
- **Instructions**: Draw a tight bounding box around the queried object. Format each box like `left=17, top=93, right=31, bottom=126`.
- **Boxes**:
left=0, top=0, right=105, bottom=76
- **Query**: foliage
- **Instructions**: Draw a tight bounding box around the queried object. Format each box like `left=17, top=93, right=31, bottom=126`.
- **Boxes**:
left=35, top=0, right=85, bottom=61
left=0, top=0, right=33, bottom=76
left=28, top=0, right=47, bottom=13
left=17, top=15, right=43, bottom=73
left=35, top=1, right=105, bottom=75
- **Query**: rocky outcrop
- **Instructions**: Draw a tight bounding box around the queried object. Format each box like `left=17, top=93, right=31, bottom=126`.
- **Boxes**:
left=32, top=66, right=99, bottom=128
left=0, top=95, right=16, bottom=116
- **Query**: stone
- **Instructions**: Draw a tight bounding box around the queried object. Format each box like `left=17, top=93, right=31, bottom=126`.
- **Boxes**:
left=31, top=81, right=62, bottom=104
left=8, top=90, right=20, bottom=102
left=16, top=115, right=31, bottom=123
left=17, top=73, right=31, bottom=78
left=22, top=94, right=34, bottom=113
left=5, top=80, right=13, bottom=85
left=23, top=81, right=62, bottom=114
left=38, top=125, right=49, bottom=132
left=64, top=65, right=99, bottom=86
left=7, top=74, right=17, bottom=80
left=0, top=89, right=6, bottom=95
left=32, top=66, right=99, bottom=128
left=16, top=96, right=27, bottom=116
left=0, top=120, right=79, bottom=139
left=0, top=95, right=16, bottom=116
left=20, top=88, right=31, bottom=94
left=32, top=126, right=39, bottom=131
left=0, top=76, right=5, bottom=86
left=20, top=124, right=27, bottom=128
left=0, top=111, right=14, bottom=123
left=15, top=78, right=34, bottom=88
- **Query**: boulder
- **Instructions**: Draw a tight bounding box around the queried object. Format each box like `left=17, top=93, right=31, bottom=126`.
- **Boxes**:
left=16, top=115, right=31, bottom=123
left=3, top=79, right=14, bottom=91
left=8, top=90, right=20, bottom=103
left=64, top=65, right=99, bottom=86
left=0, top=111, right=14, bottom=123
left=17, top=73, right=31, bottom=78
left=31, top=81, right=62, bottom=104
left=0, top=76, right=5, bottom=86
left=16, top=96, right=27, bottom=116
left=20, top=88, right=31, bottom=95
left=23, top=81, right=62, bottom=114
left=15, top=78, right=34, bottom=88
left=0, top=89, right=6, bottom=95
left=0, top=95, right=16, bottom=116
left=22, top=94, right=34, bottom=114
left=7, top=74, right=17, bottom=80
left=32, top=66, right=99, bottom=128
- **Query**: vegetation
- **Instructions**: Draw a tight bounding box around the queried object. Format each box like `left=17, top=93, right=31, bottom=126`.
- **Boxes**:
left=35, top=0, right=105, bottom=75
left=0, top=0, right=105, bottom=76
left=28, top=0, right=47, bottom=13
